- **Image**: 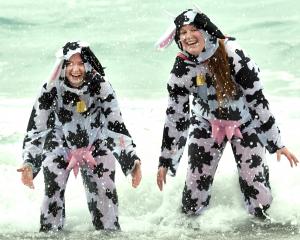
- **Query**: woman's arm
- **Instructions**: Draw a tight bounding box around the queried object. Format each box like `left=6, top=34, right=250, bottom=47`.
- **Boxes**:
left=159, top=70, right=191, bottom=176
left=97, top=75, right=140, bottom=177
left=22, top=83, right=57, bottom=178
left=226, top=40, right=283, bottom=153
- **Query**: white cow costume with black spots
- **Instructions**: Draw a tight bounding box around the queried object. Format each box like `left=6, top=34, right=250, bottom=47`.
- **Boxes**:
left=156, top=9, right=285, bottom=219
left=22, top=41, right=140, bottom=231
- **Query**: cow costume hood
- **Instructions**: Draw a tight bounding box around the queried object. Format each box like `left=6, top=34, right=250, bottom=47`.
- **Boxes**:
left=48, top=41, right=105, bottom=87
left=155, top=9, right=232, bottom=63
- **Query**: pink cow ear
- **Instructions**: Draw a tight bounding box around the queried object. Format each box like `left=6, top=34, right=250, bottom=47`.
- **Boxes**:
left=48, top=59, right=63, bottom=83
left=50, top=62, right=63, bottom=81
left=155, top=23, right=176, bottom=50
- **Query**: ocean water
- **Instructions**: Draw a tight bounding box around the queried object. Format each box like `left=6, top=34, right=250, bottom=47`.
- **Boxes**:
left=0, top=0, right=299, bottom=239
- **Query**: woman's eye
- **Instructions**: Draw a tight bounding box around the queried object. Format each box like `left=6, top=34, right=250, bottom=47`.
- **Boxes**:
left=66, top=62, right=84, bottom=67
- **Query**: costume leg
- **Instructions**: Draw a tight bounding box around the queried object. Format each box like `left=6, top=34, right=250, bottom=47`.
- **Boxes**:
left=182, top=126, right=226, bottom=215
left=81, top=150, right=119, bottom=230
left=231, top=131, right=272, bottom=217
left=40, top=149, right=69, bottom=232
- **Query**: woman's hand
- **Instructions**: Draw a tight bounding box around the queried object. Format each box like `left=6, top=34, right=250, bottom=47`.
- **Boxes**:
left=157, top=167, right=168, bottom=191
left=276, top=147, right=299, bottom=167
left=131, top=160, right=142, bottom=188
left=17, top=165, right=34, bottom=189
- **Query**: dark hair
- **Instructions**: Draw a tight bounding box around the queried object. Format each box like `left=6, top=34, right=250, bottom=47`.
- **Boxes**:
left=207, top=40, right=237, bottom=102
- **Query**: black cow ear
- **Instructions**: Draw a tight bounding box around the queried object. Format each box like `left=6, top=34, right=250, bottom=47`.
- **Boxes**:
left=194, top=13, right=226, bottom=39
left=81, top=47, right=105, bottom=76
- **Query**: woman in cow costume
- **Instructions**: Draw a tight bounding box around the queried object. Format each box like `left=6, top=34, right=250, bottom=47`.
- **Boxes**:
left=156, top=9, right=298, bottom=220
left=18, top=41, right=142, bottom=231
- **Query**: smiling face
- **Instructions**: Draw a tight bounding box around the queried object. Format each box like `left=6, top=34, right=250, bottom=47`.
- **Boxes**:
left=65, top=53, right=86, bottom=87
left=179, top=24, right=205, bottom=56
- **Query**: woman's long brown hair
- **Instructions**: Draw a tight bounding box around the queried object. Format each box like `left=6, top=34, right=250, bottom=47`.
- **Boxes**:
left=207, top=40, right=237, bottom=103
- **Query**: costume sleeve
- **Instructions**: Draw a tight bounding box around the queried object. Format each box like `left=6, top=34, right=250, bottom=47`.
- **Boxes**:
left=159, top=73, right=191, bottom=176
left=98, top=77, right=139, bottom=176
left=22, top=83, right=57, bottom=177
left=226, top=40, right=284, bottom=153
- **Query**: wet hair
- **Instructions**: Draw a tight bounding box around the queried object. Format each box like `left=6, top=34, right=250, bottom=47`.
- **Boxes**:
left=207, top=40, right=237, bottom=102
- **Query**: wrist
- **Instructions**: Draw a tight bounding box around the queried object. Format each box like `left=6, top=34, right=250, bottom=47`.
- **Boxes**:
left=23, top=162, right=34, bottom=171
left=134, top=160, right=141, bottom=168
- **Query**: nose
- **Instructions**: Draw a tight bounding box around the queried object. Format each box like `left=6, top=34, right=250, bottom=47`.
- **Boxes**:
left=72, top=64, right=81, bottom=73
left=185, top=30, right=193, bottom=40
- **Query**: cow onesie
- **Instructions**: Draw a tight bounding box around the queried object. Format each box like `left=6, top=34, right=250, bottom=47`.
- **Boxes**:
left=156, top=9, right=284, bottom=219
left=22, top=41, right=140, bottom=231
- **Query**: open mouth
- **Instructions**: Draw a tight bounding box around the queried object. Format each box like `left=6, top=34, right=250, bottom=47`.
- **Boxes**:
left=186, top=40, right=198, bottom=47
left=71, top=74, right=82, bottom=78
left=70, top=74, right=83, bottom=80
